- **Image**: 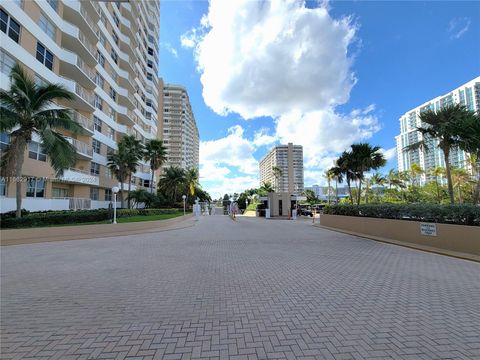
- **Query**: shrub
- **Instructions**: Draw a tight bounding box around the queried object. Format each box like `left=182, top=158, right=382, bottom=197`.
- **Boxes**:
left=0, top=208, right=183, bottom=229
left=323, top=204, right=480, bottom=226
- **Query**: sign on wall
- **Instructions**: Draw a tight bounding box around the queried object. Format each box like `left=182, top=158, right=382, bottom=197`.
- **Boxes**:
left=420, top=223, right=437, bottom=236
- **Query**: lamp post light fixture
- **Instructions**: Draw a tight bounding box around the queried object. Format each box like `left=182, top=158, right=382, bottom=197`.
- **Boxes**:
left=182, top=194, right=186, bottom=216
left=112, top=186, right=119, bottom=224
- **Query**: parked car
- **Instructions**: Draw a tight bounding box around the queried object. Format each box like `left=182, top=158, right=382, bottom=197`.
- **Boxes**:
left=297, top=205, right=313, bottom=217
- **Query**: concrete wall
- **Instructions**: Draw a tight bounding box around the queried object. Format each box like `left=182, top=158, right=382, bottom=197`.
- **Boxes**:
left=320, top=214, right=480, bottom=261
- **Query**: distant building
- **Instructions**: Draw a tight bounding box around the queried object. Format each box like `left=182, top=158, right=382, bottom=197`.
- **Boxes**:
left=158, top=80, right=199, bottom=172
left=395, top=76, right=480, bottom=184
left=304, top=185, right=321, bottom=198
left=259, top=143, right=304, bottom=193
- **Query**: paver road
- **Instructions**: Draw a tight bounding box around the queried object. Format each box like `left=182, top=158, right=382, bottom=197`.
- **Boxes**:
left=1, top=216, right=479, bottom=359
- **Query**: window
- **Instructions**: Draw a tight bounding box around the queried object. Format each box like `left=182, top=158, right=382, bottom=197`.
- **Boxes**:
left=109, top=109, right=116, bottom=120
left=95, top=72, right=104, bottom=88
left=148, top=47, right=154, bottom=56
left=94, top=94, right=103, bottom=110
left=1, top=9, right=20, bottom=43
left=107, top=128, right=115, bottom=140
left=0, top=49, right=15, bottom=75
left=146, top=73, right=153, bottom=81
left=0, top=132, right=10, bottom=150
left=90, top=187, right=99, bottom=200
left=26, top=178, right=45, bottom=198
left=143, top=179, right=150, bottom=188
left=36, top=42, right=53, bottom=70
left=107, top=145, right=115, bottom=155
left=109, top=86, right=116, bottom=101
left=146, top=99, right=152, bottom=107
left=105, top=167, right=113, bottom=179
left=104, top=188, right=112, bottom=201
left=93, top=116, right=102, bottom=132
left=99, top=32, right=106, bottom=47
left=112, top=31, right=118, bottom=45
left=0, top=177, right=5, bottom=196
left=147, top=60, right=153, bottom=68
left=110, top=50, right=118, bottom=64
left=112, top=13, right=120, bottom=27
left=28, top=141, right=46, bottom=161
left=97, top=51, right=105, bottom=68
left=92, top=139, right=101, bottom=154
left=52, top=187, right=69, bottom=198
left=90, top=161, right=100, bottom=176
left=38, top=13, right=55, bottom=40
left=47, top=0, right=58, bottom=12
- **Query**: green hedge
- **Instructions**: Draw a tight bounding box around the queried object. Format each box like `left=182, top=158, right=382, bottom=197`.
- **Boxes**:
left=0, top=208, right=182, bottom=229
left=323, top=204, right=480, bottom=226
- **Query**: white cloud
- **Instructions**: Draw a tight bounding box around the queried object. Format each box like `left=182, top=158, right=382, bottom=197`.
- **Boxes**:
left=160, top=42, right=178, bottom=58
left=447, top=17, right=471, bottom=39
left=185, top=0, right=388, bottom=194
left=381, top=147, right=397, bottom=161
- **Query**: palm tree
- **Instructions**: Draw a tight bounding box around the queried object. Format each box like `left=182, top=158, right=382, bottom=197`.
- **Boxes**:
left=451, top=167, right=470, bottom=204
left=409, top=104, right=477, bottom=204
left=119, top=135, right=143, bottom=208
left=429, top=167, right=445, bottom=203
left=259, top=181, right=274, bottom=195
left=349, top=143, right=387, bottom=205
left=387, top=169, right=404, bottom=190
left=107, top=150, right=129, bottom=208
left=143, top=139, right=167, bottom=194
left=0, top=63, right=83, bottom=218
left=329, top=166, right=343, bottom=204
left=409, top=163, right=424, bottom=187
left=159, top=165, right=186, bottom=206
left=272, top=166, right=283, bottom=192
left=184, top=167, right=199, bottom=202
left=336, top=151, right=356, bottom=204
left=370, top=172, right=387, bottom=202
left=324, top=169, right=335, bottom=205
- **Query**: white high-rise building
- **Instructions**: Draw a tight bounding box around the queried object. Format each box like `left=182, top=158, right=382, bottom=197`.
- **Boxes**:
left=159, top=81, right=199, bottom=172
left=0, top=0, right=161, bottom=212
left=259, top=143, right=304, bottom=193
left=395, top=76, right=480, bottom=184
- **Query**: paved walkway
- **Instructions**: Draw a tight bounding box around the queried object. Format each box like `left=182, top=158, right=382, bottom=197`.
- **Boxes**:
left=1, top=216, right=479, bottom=359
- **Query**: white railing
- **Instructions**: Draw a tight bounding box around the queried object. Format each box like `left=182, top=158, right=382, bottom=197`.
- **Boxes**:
left=66, top=137, right=93, bottom=157
left=78, top=31, right=96, bottom=57
left=69, top=197, right=91, bottom=210
left=75, top=83, right=95, bottom=107
left=72, top=111, right=94, bottom=132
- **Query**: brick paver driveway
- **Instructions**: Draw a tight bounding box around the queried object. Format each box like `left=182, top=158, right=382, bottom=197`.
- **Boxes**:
left=1, top=216, right=479, bottom=359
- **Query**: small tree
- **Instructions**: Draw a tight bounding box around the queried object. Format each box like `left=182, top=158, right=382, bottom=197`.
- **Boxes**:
left=144, top=139, right=167, bottom=193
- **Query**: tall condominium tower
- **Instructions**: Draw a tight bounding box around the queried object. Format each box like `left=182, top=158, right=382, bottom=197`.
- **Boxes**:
left=395, top=76, right=480, bottom=184
left=158, top=80, right=199, bottom=172
left=0, top=0, right=161, bottom=211
left=259, top=143, right=304, bottom=193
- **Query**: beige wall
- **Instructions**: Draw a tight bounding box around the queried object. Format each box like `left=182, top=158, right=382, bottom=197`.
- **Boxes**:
left=268, top=192, right=292, bottom=217
left=320, top=214, right=480, bottom=261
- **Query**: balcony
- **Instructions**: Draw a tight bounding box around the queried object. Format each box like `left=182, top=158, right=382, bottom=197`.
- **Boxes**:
left=60, top=168, right=99, bottom=186
left=62, top=1, right=99, bottom=43
left=75, top=83, right=95, bottom=109
left=59, top=50, right=95, bottom=90
left=72, top=111, right=94, bottom=134
left=66, top=137, right=93, bottom=159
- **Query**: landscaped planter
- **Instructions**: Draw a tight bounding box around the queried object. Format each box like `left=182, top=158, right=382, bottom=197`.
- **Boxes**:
left=320, top=214, right=480, bottom=261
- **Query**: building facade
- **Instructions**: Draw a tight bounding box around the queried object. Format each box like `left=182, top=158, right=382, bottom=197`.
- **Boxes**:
left=259, top=143, right=304, bottom=193
left=158, top=81, right=199, bottom=172
left=0, top=0, right=161, bottom=212
left=395, top=76, right=480, bottom=184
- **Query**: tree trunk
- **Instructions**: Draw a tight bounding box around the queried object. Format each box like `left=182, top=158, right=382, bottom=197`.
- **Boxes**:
left=365, top=179, right=369, bottom=204
left=119, top=176, right=125, bottom=208
left=435, top=178, right=440, bottom=204
left=347, top=178, right=353, bottom=204
left=335, top=178, right=338, bottom=204
left=15, top=153, right=25, bottom=218
left=127, top=173, right=132, bottom=208
left=150, top=166, right=154, bottom=194
left=357, top=179, right=362, bottom=205
left=474, top=177, right=480, bottom=204
left=443, top=147, right=455, bottom=204
left=327, top=178, right=331, bottom=205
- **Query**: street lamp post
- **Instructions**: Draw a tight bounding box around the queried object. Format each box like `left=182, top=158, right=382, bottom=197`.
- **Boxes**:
left=182, top=194, right=186, bottom=216
left=112, top=186, right=119, bottom=224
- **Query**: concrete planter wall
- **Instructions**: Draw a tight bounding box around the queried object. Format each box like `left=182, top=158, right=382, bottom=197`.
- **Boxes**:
left=320, top=214, right=480, bottom=262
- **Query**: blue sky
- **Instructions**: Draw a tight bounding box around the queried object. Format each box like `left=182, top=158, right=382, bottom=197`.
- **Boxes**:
left=158, top=0, right=480, bottom=198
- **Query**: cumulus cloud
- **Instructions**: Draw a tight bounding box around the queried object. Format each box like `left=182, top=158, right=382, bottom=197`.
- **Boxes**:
left=447, top=17, right=471, bottom=39
left=380, top=147, right=397, bottom=161
left=185, top=0, right=388, bottom=194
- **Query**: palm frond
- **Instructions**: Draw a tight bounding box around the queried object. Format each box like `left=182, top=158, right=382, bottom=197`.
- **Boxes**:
left=39, top=129, right=77, bottom=176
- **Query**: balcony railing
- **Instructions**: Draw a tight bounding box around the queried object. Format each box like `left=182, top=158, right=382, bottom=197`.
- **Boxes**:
left=76, top=57, right=95, bottom=82
left=78, top=31, right=96, bottom=57
left=75, top=83, right=94, bottom=107
left=80, top=5, right=98, bottom=35
left=72, top=111, right=94, bottom=132
left=69, top=197, right=91, bottom=210
left=66, top=137, right=93, bottom=157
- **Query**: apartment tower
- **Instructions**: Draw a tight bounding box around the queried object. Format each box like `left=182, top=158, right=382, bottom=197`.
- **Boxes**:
left=158, top=80, right=199, bottom=172
left=0, top=0, right=161, bottom=211
left=259, top=143, right=304, bottom=193
left=395, top=76, right=480, bottom=184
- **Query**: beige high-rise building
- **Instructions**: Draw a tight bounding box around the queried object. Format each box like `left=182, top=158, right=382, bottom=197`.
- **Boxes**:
left=158, top=81, right=199, bottom=172
left=0, top=0, right=161, bottom=212
left=259, top=143, right=304, bottom=193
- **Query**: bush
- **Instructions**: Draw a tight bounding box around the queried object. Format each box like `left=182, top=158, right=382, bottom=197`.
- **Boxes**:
left=323, top=204, right=480, bottom=226
left=0, top=208, right=183, bottom=229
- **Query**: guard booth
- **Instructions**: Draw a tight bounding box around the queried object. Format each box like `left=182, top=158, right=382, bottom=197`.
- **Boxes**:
left=258, top=193, right=307, bottom=218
